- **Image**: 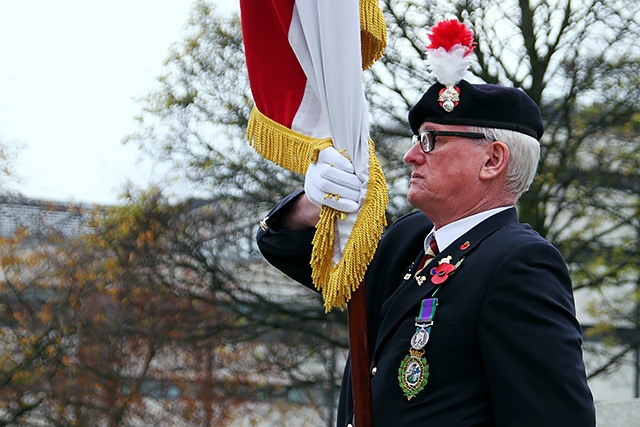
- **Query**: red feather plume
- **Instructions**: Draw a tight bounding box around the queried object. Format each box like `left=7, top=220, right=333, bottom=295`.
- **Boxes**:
left=427, top=19, right=476, bottom=55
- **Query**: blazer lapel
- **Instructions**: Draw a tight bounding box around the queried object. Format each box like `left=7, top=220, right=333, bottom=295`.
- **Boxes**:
left=372, top=208, right=519, bottom=360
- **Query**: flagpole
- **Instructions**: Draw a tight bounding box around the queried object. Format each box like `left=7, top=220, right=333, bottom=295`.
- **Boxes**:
left=347, top=281, right=374, bottom=427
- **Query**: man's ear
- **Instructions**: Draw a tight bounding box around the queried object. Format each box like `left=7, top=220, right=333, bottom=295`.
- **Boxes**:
left=479, top=141, right=509, bottom=180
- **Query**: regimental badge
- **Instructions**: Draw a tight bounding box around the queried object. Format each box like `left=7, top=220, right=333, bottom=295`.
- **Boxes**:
left=438, top=85, right=460, bottom=112
left=398, top=349, right=430, bottom=400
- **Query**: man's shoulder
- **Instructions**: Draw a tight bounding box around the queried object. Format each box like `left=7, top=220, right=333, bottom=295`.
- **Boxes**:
left=482, top=217, right=561, bottom=260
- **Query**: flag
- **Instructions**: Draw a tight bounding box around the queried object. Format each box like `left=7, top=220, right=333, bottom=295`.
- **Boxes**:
left=240, top=0, right=388, bottom=311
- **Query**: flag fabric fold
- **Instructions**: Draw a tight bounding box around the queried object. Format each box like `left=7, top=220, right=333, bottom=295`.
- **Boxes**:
left=241, top=0, right=388, bottom=311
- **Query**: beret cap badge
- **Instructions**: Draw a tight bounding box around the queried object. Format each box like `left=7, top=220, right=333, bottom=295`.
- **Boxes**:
left=438, top=86, right=460, bottom=112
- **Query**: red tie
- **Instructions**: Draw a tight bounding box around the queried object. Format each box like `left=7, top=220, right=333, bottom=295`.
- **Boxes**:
left=417, top=237, right=439, bottom=271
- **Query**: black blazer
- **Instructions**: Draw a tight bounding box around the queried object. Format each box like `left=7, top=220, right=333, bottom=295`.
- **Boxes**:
left=257, top=193, right=595, bottom=427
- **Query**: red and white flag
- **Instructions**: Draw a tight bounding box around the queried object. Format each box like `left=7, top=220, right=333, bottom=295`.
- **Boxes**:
left=240, top=0, right=387, bottom=311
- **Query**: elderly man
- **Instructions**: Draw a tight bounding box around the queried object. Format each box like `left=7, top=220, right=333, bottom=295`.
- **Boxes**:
left=257, top=20, right=595, bottom=427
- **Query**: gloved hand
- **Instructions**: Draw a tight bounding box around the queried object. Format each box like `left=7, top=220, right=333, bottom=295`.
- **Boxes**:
left=304, top=146, right=363, bottom=213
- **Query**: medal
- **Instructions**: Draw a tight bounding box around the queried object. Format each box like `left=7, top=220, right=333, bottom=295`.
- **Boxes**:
left=410, top=326, right=430, bottom=349
left=398, top=298, right=438, bottom=400
left=398, top=349, right=429, bottom=400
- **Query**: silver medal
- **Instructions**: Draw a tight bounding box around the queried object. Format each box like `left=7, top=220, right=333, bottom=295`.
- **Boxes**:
left=410, top=327, right=430, bottom=350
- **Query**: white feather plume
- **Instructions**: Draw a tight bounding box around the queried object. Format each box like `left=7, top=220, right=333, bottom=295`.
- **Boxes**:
left=426, top=45, right=474, bottom=87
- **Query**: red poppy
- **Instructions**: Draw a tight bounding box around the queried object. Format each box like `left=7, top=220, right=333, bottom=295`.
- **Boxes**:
left=460, top=241, right=470, bottom=250
left=430, top=263, right=456, bottom=285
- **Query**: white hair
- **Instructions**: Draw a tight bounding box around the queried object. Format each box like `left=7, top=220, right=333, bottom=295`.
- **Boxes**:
left=467, top=126, right=541, bottom=200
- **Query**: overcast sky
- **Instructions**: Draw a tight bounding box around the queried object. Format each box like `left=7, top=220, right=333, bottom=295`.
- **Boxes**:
left=0, top=0, right=237, bottom=205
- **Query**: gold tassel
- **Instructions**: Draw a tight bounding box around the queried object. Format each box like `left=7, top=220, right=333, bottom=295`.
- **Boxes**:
left=359, top=0, right=387, bottom=70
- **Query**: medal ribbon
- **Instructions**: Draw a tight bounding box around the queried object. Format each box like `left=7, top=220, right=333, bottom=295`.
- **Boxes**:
left=417, top=297, right=437, bottom=327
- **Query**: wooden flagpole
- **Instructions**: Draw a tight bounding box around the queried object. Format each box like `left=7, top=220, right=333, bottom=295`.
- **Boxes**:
left=347, top=281, right=373, bottom=427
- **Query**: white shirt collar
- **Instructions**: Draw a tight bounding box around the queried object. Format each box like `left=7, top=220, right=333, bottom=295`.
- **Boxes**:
left=424, top=206, right=512, bottom=253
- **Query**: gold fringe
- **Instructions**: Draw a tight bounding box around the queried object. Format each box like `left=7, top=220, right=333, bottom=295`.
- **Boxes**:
left=359, top=0, right=387, bottom=70
left=311, top=139, right=388, bottom=311
left=246, top=107, right=332, bottom=175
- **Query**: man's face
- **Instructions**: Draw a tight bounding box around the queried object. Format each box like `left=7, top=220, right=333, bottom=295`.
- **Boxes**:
left=403, top=122, right=492, bottom=225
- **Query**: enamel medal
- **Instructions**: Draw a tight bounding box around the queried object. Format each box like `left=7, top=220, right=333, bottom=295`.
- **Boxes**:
left=398, top=298, right=437, bottom=400
left=398, top=349, right=429, bottom=401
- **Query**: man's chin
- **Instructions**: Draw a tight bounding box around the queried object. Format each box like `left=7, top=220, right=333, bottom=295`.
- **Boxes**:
left=406, top=191, right=421, bottom=209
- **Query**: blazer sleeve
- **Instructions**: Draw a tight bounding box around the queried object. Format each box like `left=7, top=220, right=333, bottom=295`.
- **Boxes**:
left=256, top=191, right=316, bottom=289
left=478, top=239, right=595, bottom=427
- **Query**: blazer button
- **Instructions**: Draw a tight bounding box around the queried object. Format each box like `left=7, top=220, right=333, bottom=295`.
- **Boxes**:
left=371, top=366, right=377, bottom=376
left=347, top=424, right=353, bottom=427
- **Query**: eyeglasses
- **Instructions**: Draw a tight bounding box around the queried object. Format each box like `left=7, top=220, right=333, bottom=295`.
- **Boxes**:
left=411, top=130, right=496, bottom=153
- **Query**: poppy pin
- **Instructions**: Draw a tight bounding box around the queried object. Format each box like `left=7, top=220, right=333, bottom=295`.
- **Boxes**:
left=430, top=256, right=464, bottom=285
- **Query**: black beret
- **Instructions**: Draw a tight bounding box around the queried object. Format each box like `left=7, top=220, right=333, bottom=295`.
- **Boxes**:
left=408, top=80, right=544, bottom=140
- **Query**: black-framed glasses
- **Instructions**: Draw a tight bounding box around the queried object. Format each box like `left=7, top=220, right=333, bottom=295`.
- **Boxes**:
left=411, top=130, right=496, bottom=153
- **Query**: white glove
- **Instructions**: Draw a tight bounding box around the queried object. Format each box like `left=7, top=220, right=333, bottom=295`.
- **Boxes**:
left=304, top=146, right=363, bottom=213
